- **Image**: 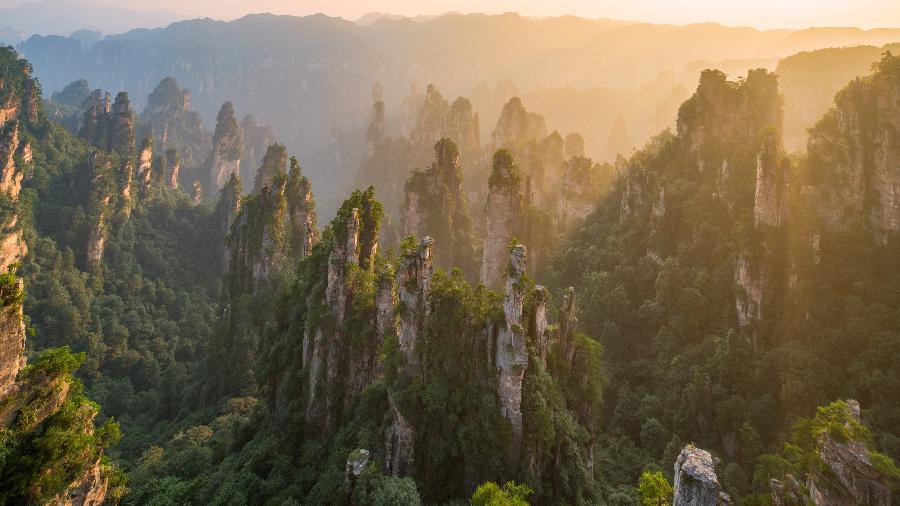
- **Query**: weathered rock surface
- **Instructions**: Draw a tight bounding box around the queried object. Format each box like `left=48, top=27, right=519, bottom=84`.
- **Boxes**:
left=403, top=138, right=477, bottom=274
left=806, top=400, right=892, bottom=506
left=496, top=244, right=529, bottom=458
left=164, top=148, right=181, bottom=189
left=674, top=445, right=722, bottom=506
left=55, top=458, right=109, bottom=506
left=397, top=237, right=433, bottom=374
left=206, top=101, right=243, bottom=192
left=480, top=150, right=526, bottom=288
left=138, top=76, right=210, bottom=168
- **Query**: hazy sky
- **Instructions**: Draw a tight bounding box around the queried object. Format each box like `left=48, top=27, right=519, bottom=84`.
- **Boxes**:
left=3, top=0, right=900, bottom=29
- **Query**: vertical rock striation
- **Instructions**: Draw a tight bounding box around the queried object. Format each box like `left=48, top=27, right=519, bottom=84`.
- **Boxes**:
left=674, top=445, right=723, bottom=506
left=495, top=244, right=529, bottom=458
left=480, top=150, right=526, bottom=288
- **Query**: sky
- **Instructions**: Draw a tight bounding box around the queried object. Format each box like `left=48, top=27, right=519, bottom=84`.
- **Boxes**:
left=2, top=0, right=900, bottom=30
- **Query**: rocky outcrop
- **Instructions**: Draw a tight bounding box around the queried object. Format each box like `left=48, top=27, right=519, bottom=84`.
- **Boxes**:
left=191, top=181, right=203, bottom=204
left=137, top=137, right=153, bottom=195
left=558, top=156, right=608, bottom=228
left=403, top=138, right=477, bottom=275
left=754, top=131, right=789, bottom=228
left=0, top=121, right=27, bottom=274
left=674, top=445, right=723, bottom=506
left=0, top=123, right=25, bottom=197
left=410, top=84, right=450, bottom=163
left=303, top=195, right=382, bottom=436
left=206, top=102, right=243, bottom=192
left=480, top=150, right=526, bottom=288
left=225, top=166, right=317, bottom=295
left=0, top=50, right=113, bottom=503
left=565, top=132, right=585, bottom=159
left=384, top=397, right=415, bottom=478
left=216, top=173, right=242, bottom=272
left=491, top=97, right=547, bottom=151
left=252, top=143, right=288, bottom=194
left=677, top=69, right=781, bottom=156
left=397, top=237, right=433, bottom=374
left=532, top=285, right=549, bottom=364
left=734, top=253, right=764, bottom=329
left=446, top=97, right=481, bottom=155
left=286, top=158, right=318, bottom=258
left=138, top=77, right=210, bottom=168
left=0, top=53, right=32, bottom=396
left=0, top=278, right=25, bottom=397
left=83, top=152, right=113, bottom=271
left=806, top=400, right=892, bottom=506
left=803, top=55, right=900, bottom=243
left=239, top=115, right=276, bottom=183
left=164, top=148, right=180, bottom=189
left=344, top=449, right=370, bottom=500
left=496, top=244, right=530, bottom=458
left=108, top=92, right=135, bottom=161
left=55, top=458, right=109, bottom=506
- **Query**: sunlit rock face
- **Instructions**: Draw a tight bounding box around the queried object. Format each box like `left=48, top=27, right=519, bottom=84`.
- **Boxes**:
left=806, top=400, right=892, bottom=506
left=673, top=445, right=722, bottom=506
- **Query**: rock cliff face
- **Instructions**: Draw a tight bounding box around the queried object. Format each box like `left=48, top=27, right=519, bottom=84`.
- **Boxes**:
left=496, top=244, right=529, bottom=458
left=807, top=400, right=892, bottom=506
left=0, top=49, right=113, bottom=503
left=225, top=163, right=318, bottom=296
left=674, top=445, right=724, bottom=506
left=768, top=400, right=894, bottom=506
left=137, top=137, right=153, bottom=195
left=206, top=101, right=243, bottom=192
left=491, top=97, right=547, bottom=151
left=804, top=54, right=900, bottom=242
left=138, top=77, right=210, bottom=169
left=396, top=237, right=433, bottom=375
left=0, top=56, right=32, bottom=395
left=557, top=156, right=610, bottom=229
left=252, top=143, right=288, bottom=194
left=753, top=132, right=789, bottom=228
left=108, top=92, right=136, bottom=160
left=164, top=148, right=180, bottom=189
left=54, top=458, right=109, bottom=506
left=83, top=152, right=114, bottom=271
left=677, top=69, right=781, bottom=156
left=402, top=138, right=477, bottom=275
left=301, top=192, right=382, bottom=436
left=480, top=150, right=526, bottom=288
left=240, top=114, right=276, bottom=184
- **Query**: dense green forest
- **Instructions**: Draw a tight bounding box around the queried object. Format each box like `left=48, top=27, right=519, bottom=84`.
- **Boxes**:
left=2, top=36, right=900, bottom=506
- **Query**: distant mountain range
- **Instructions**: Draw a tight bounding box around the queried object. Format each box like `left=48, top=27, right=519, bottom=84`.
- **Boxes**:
left=13, top=11, right=900, bottom=206
left=0, top=0, right=183, bottom=43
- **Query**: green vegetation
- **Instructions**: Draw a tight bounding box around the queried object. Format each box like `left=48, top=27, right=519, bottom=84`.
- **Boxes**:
left=637, top=471, right=672, bottom=506
left=0, top=347, right=124, bottom=504
left=470, top=481, right=533, bottom=505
